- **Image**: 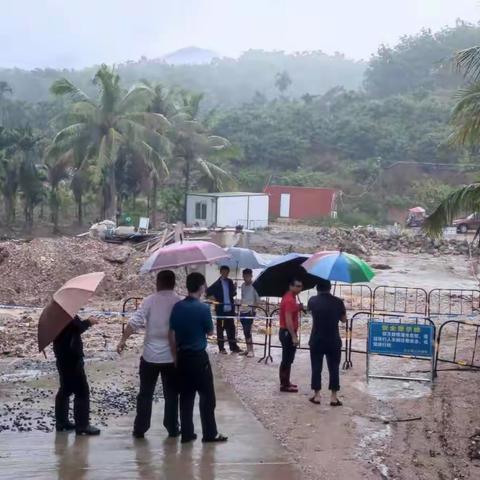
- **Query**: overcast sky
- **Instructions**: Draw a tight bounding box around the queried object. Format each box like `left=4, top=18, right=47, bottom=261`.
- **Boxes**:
left=1, top=0, right=479, bottom=69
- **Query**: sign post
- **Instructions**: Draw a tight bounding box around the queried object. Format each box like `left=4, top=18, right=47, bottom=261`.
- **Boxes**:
left=367, top=320, right=435, bottom=382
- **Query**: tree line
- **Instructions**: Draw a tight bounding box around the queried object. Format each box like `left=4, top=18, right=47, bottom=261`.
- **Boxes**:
left=0, top=66, right=232, bottom=232
left=2, top=21, right=480, bottom=231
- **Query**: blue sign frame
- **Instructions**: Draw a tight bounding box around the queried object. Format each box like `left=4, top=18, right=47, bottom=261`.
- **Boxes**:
left=368, top=321, right=434, bottom=358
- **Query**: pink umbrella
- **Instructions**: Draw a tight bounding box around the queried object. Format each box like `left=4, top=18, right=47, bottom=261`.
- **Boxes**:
left=409, top=206, right=425, bottom=213
left=38, top=272, right=105, bottom=352
left=140, top=241, right=230, bottom=273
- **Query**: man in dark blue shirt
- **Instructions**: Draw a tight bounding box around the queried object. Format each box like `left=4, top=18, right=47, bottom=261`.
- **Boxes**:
left=169, top=272, right=228, bottom=444
left=307, top=279, right=347, bottom=407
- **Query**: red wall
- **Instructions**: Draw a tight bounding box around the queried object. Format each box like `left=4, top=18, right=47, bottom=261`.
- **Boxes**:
left=264, top=185, right=337, bottom=219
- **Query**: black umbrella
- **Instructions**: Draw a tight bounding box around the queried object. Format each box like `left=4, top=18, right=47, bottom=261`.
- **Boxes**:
left=253, top=253, right=319, bottom=297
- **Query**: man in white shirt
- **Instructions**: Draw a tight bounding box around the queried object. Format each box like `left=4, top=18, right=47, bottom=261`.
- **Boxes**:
left=117, top=270, right=182, bottom=438
left=238, top=268, right=260, bottom=358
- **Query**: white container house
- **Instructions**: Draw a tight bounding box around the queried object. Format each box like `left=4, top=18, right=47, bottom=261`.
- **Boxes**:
left=186, top=192, right=269, bottom=229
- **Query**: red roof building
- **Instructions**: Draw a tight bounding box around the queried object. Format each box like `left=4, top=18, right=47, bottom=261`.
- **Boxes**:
left=264, top=185, right=338, bottom=220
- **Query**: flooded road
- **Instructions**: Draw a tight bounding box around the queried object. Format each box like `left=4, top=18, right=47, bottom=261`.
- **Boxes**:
left=0, top=357, right=300, bottom=480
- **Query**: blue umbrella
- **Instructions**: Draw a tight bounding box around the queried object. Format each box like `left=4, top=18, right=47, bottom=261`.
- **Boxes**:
left=216, top=247, right=268, bottom=273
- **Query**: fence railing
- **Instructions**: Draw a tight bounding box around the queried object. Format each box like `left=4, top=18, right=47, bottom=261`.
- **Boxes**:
left=119, top=288, right=480, bottom=376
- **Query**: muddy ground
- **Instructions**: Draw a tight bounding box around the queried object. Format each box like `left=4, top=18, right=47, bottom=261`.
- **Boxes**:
left=1, top=235, right=480, bottom=479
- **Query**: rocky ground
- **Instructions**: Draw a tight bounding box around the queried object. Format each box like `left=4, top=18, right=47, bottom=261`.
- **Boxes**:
left=250, top=225, right=473, bottom=257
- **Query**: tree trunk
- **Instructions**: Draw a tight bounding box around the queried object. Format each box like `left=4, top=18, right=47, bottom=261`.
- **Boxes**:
left=151, top=176, right=158, bottom=228
left=105, top=167, right=117, bottom=222
left=51, top=187, right=59, bottom=234
left=4, top=194, right=15, bottom=226
left=183, top=158, right=191, bottom=222
left=77, top=192, right=83, bottom=226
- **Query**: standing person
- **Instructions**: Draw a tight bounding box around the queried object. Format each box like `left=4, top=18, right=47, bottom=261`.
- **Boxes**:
left=206, top=266, right=242, bottom=354
left=117, top=270, right=181, bottom=438
left=308, top=279, right=347, bottom=406
left=238, top=268, right=260, bottom=357
left=53, top=315, right=100, bottom=435
left=279, top=278, right=303, bottom=393
left=170, top=272, right=228, bottom=444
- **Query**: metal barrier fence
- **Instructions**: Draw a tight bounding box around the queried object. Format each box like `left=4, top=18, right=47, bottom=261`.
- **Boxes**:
left=120, top=291, right=480, bottom=377
left=373, top=286, right=428, bottom=315
left=428, top=289, right=480, bottom=316
left=435, top=319, right=480, bottom=372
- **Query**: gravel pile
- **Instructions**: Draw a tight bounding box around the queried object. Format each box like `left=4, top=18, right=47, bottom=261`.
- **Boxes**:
left=251, top=226, right=472, bottom=257
left=0, top=237, right=180, bottom=306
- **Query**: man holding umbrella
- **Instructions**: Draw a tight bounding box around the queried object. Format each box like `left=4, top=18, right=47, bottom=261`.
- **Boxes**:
left=54, top=315, right=101, bottom=435
left=38, top=272, right=106, bottom=436
left=307, top=279, right=347, bottom=406
left=279, top=278, right=303, bottom=393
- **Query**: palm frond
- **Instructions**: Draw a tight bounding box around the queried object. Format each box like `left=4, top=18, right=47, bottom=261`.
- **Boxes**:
left=130, top=140, right=169, bottom=178
left=450, top=82, right=480, bottom=145
left=195, top=157, right=231, bottom=180
left=424, top=183, right=480, bottom=236
left=455, top=46, right=480, bottom=81
left=97, top=129, right=124, bottom=168
left=120, top=112, right=171, bottom=131
left=207, top=135, right=230, bottom=150
left=52, top=123, right=88, bottom=147
left=118, top=85, right=154, bottom=113
left=50, top=78, right=93, bottom=104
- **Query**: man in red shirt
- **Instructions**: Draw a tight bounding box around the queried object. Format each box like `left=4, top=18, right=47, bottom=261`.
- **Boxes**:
left=279, top=278, right=303, bottom=392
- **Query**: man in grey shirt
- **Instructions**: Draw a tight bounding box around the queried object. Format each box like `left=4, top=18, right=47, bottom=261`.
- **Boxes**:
left=238, top=268, right=260, bottom=357
left=117, top=270, right=182, bottom=438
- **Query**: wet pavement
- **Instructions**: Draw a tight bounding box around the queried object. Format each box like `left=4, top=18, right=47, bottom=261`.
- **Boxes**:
left=0, top=371, right=300, bottom=480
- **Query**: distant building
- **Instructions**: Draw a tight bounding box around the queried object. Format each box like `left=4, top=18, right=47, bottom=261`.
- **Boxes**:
left=264, top=185, right=338, bottom=220
left=185, top=192, right=269, bottom=229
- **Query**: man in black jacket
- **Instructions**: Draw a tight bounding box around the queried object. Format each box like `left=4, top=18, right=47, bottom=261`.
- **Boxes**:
left=53, top=315, right=101, bottom=435
left=206, top=266, right=242, bottom=354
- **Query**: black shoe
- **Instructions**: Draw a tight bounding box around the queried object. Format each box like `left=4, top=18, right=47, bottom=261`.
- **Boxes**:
left=76, top=425, right=101, bottom=436
left=181, top=433, right=197, bottom=444
left=202, top=433, right=228, bottom=443
left=132, top=431, right=145, bottom=439
left=56, top=421, right=75, bottom=432
left=219, top=349, right=228, bottom=355
left=168, top=431, right=180, bottom=438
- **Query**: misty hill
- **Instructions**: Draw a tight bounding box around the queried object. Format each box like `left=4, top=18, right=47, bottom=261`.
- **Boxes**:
left=162, top=46, right=220, bottom=65
left=0, top=49, right=366, bottom=107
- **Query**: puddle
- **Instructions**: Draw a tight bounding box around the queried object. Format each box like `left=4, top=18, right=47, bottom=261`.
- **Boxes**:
left=352, top=378, right=431, bottom=400
left=0, top=369, right=44, bottom=382
left=354, top=415, right=391, bottom=479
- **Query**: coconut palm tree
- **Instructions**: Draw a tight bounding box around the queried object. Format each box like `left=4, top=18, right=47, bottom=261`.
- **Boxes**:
left=171, top=91, right=232, bottom=220
left=49, top=65, right=170, bottom=221
left=425, top=47, right=480, bottom=235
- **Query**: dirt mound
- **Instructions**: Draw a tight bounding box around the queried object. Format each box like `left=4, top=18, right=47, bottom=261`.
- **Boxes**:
left=250, top=226, right=471, bottom=257
left=0, top=237, right=160, bottom=307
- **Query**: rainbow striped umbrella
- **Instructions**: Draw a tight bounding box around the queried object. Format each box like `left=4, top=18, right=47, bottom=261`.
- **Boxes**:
left=302, top=251, right=375, bottom=283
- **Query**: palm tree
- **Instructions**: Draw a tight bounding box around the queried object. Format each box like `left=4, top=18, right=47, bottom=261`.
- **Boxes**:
left=0, top=81, right=12, bottom=126
left=44, top=151, right=70, bottom=233
left=171, top=91, right=232, bottom=220
left=0, top=128, right=20, bottom=226
left=425, top=47, right=480, bottom=235
left=142, top=81, right=177, bottom=226
left=50, top=65, right=170, bottom=221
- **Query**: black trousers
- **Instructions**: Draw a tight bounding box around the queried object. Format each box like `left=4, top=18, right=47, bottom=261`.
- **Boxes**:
left=279, top=329, right=297, bottom=386
left=310, top=345, right=341, bottom=392
left=134, top=357, right=179, bottom=436
left=216, top=316, right=239, bottom=351
left=177, top=350, right=217, bottom=440
left=55, top=359, right=90, bottom=429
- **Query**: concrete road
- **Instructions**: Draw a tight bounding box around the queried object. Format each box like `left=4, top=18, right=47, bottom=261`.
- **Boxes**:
left=0, top=372, right=301, bottom=480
